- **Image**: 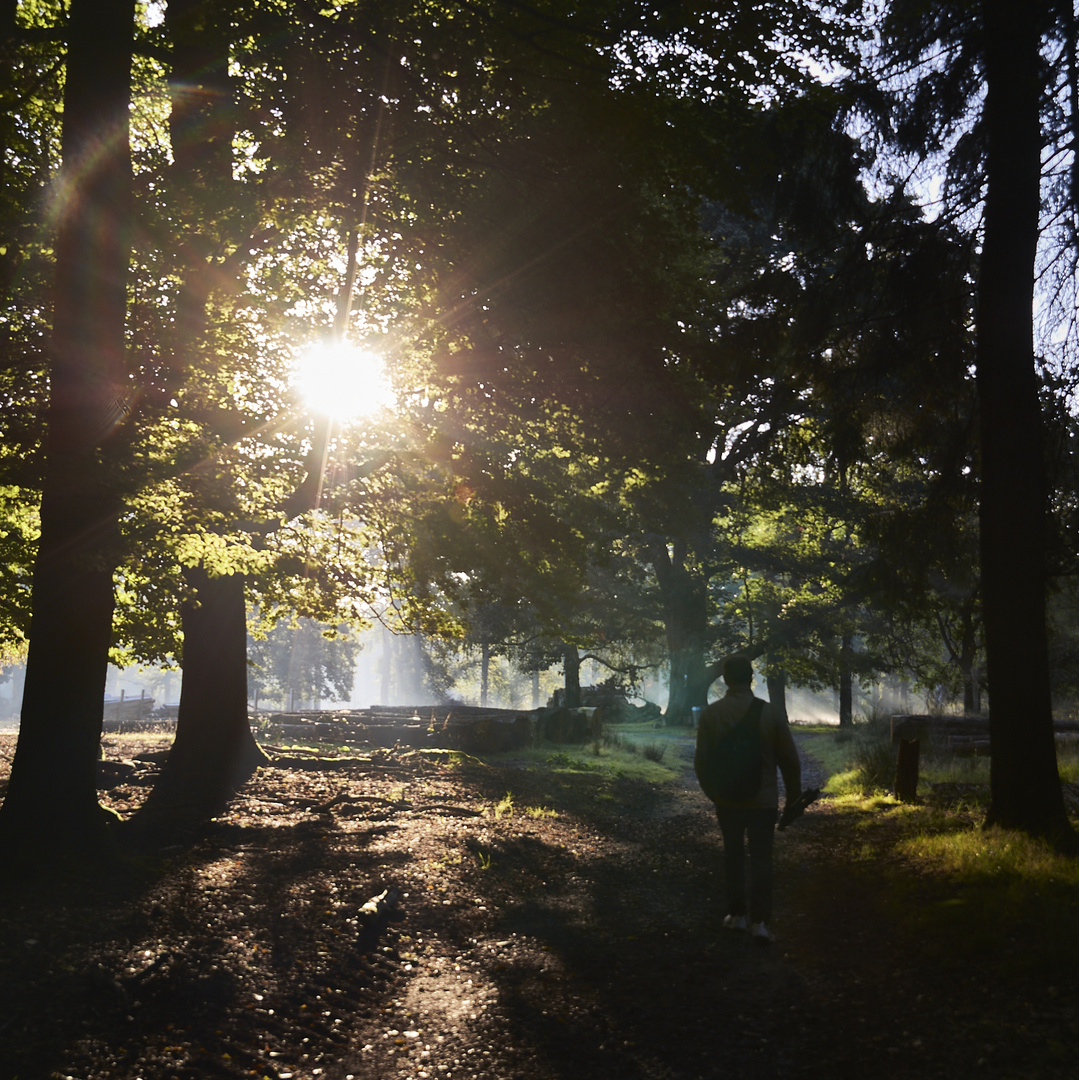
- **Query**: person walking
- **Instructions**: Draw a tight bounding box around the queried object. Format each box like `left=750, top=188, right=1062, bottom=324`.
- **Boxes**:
left=694, top=654, right=801, bottom=945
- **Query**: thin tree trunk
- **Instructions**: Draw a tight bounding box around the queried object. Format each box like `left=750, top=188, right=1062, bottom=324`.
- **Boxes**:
left=0, top=0, right=134, bottom=862
left=381, top=626, right=392, bottom=705
left=480, top=639, right=491, bottom=707
left=839, top=632, right=854, bottom=728
left=978, top=0, right=1070, bottom=840
left=562, top=643, right=581, bottom=709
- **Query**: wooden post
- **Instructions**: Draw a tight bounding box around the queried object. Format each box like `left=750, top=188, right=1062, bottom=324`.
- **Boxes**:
left=895, top=737, right=920, bottom=802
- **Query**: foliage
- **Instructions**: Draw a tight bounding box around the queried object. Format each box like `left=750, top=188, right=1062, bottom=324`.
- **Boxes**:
left=4, top=0, right=1074, bottom=853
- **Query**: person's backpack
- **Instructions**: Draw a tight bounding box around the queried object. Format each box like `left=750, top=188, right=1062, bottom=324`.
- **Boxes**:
left=695, top=698, right=765, bottom=802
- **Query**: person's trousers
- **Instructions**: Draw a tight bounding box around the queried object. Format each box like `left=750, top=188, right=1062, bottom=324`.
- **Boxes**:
left=715, top=805, right=778, bottom=923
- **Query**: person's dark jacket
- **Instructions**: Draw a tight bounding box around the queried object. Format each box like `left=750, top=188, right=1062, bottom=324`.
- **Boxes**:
left=694, top=686, right=801, bottom=810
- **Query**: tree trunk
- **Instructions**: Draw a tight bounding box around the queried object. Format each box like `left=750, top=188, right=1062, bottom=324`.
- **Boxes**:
left=766, top=667, right=788, bottom=719
left=480, top=639, right=491, bottom=707
left=562, top=643, right=581, bottom=708
left=978, top=0, right=1070, bottom=840
left=131, top=568, right=267, bottom=830
left=0, top=0, right=134, bottom=863
left=838, top=632, right=854, bottom=728
left=130, top=0, right=269, bottom=833
left=381, top=626, right=392, bottom=704
left=651, top=540, right=717, bottom=724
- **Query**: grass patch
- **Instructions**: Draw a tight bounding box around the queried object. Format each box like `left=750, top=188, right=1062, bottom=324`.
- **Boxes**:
left=1056, top=735, right=1079, bottom=783
left=888, top=820, right=1079, bottom=973
left=486, top=737, right=681, bottom=783
left=794, top=728, right=855, bottom=779
left=921, top=752, right=990, bottom=787
left=799, top=720, right=1079, bottom=978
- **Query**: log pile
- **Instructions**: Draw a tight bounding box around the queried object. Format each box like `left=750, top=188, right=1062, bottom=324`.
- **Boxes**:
left=257, top=705, right=548, bottom=754
left=101, top=692, right=161, bottom=732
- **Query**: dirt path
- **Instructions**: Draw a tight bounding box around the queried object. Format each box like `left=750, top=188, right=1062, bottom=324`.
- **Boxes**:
left=1, top=732, right=1077, bottom=1079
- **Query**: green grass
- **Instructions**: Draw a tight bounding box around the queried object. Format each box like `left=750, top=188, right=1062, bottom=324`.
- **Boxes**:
left=1057, top=736, right=1079, bottom=783
left=489, top=744, right=677, bottom=783
left=486, top=721, right=691, bottom=784
left=888, top=820, right=1079, bottom=973
left=798, top=719, right=1079, bottom=976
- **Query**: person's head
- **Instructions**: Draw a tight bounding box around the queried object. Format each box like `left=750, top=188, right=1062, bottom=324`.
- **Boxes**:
left=722, top=654, right=753, bottom=688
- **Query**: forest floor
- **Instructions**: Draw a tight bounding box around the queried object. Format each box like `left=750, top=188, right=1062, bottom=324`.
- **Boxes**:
left=1, top=727, right=1077, bottom=1080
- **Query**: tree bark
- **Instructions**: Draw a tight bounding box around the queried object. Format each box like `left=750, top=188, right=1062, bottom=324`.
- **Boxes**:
left=958, top=602, right=981, bottom=713
left=131, top=568, right=267, bottom=830
left=0, top=0, right=134, bottom=862
left=127, top=0, right=271, bottom=833
left=978, top=0, right=1071, bottom=840
left=651, top=540, right=719, bottom=723
left=381, top=626, right=393, bottom=704
left=480, top=638, right=491, bottom=707
left=766, top=666, right=788, bottom=719
left=838, top=632, right=854, bottom=728
left=562, top=643, right=581, bottom=708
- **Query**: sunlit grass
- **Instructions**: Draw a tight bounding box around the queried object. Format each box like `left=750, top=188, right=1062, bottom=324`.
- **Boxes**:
left=796, top=729, right=859, bottom=782
left=1057, top=736, right=1079, bottom=783
left=807, top=721, right=1079, bottom=975
left=487, top=732, right=680, bottom=784
left=921, top=753, right=990, bottom=785
left=887, top=823, right=1079, bottom=971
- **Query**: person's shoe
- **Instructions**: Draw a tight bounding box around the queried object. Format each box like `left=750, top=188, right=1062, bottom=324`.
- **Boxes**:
left=722, top=914, right=747, bottom=931
left=749, top=921, right=775, bottom=945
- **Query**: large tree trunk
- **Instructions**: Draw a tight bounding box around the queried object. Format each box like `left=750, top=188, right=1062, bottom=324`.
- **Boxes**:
left=132, top=568, right=266, bottom=829
left=651, top=540, right=718, bottom=724
left=765, top=666, right=788, bottom=719
left=0, top=0, right=134, bottom=862
left=978, top=0, right=1070, bottom=840
left=129, top=0, right=265, bottom=832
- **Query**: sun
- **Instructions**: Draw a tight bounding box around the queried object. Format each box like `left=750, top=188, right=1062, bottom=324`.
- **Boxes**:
left=293, top=342, right=395, bottom=421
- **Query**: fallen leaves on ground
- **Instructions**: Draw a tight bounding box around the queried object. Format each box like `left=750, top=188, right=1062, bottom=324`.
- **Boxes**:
left=1, top=732, right=1077, bottom=1080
